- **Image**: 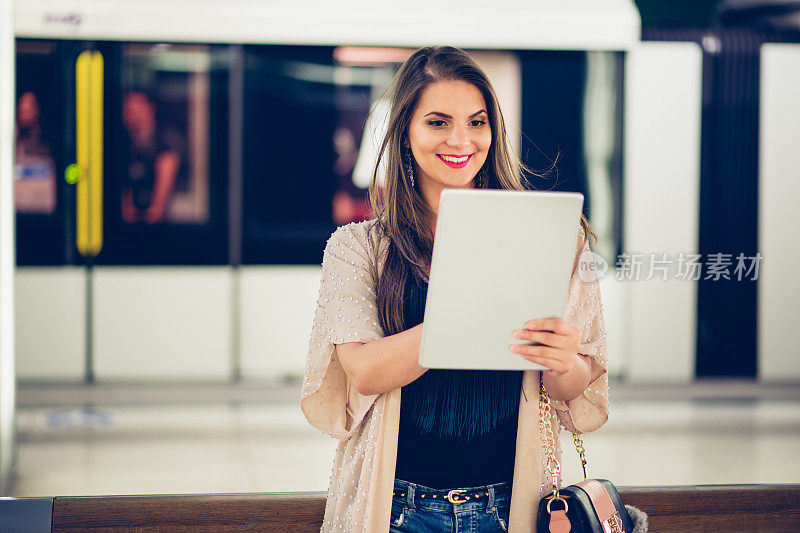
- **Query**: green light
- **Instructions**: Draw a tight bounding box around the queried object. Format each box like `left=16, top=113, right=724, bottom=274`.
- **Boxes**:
left=65, top=164, right=81, bottom=184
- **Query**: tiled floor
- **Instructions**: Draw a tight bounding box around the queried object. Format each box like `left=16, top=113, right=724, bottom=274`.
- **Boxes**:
left=9, top=380, right=800, bottom=497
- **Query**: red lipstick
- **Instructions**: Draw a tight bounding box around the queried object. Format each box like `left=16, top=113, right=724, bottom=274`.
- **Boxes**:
left=436, top=153, right=473, bottom=169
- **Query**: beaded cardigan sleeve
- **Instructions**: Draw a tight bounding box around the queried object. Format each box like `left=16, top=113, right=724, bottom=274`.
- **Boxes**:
left=548, top=224, right=610, bottom=434
left=300, top=221, right=385, bottom=441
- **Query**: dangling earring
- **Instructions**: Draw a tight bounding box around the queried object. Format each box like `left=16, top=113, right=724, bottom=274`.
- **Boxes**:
left=404, top=146, right=415, bottom=188
left=477, top=166, right=487, bottom=188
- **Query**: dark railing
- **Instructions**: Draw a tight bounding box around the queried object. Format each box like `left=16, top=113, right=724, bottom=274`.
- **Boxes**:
left=3, top=485, right=798, bottom=532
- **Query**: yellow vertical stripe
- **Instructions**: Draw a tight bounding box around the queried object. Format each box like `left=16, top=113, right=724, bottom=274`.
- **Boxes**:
left=76, top=51, right=90, bottom=256
left=89, top=51, right=103, bottom=255
left=75, top=50, right=104, bottom=257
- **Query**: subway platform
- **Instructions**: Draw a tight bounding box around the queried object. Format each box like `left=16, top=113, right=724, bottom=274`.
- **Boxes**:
left=9, top=378, right=800, bottom=497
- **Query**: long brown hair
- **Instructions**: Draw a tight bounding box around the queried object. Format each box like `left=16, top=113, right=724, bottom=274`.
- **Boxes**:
left=368, top=46, right=595, bottom=336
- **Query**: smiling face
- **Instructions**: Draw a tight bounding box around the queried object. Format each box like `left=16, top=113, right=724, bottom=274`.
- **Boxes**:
left=407, top=80, right=491, bottom=210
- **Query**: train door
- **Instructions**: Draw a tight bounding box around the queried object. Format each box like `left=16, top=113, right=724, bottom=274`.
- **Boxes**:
left=15, top=39, right=233, bottom=382
left=15, top=39, right=88, bottom=380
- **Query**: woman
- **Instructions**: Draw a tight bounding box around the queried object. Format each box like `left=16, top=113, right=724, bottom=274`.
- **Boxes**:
left=301, top=46, right=609, bottom=533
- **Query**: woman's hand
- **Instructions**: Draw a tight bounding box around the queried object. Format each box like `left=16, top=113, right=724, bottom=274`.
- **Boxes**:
left=510, top=317, right=582, bottom=376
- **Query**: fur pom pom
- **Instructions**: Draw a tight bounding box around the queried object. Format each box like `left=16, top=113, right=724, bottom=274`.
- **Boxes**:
left=625, top=504, right=649, bottom=533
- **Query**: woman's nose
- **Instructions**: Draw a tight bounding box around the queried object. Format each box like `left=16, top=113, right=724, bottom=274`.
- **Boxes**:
left=445, top=124, right=469, bottom=148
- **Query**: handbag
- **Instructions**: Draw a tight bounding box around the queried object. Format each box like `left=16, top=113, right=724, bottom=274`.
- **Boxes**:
left=536, top=373, right=639, bottom=533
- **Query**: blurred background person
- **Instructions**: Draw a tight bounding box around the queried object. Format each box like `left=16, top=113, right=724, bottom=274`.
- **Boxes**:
left=14, top=90, right=56, bottom=215
left=121, top=90, right=185, bottom=224
left=332, top=126, right=372, bottom=225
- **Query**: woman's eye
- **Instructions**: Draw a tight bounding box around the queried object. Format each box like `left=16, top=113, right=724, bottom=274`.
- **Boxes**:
left=426, top=119, right=485, bottom=127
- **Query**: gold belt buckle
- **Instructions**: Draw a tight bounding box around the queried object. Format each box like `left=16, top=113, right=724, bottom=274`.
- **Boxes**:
left=446, top=489, right=467, bottom=504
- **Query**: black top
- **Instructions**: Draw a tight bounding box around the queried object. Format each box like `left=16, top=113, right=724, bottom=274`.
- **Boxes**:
left=394, top=274, right=523, bottom=489
left=125, top=129, right=186, bottom=212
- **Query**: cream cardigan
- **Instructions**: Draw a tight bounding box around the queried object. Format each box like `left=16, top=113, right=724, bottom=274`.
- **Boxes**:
left=300, top=218, right=609, bottom=532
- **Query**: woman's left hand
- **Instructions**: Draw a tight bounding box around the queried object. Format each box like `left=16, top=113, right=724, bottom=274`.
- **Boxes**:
left=510, top=317, right=582, bottom=376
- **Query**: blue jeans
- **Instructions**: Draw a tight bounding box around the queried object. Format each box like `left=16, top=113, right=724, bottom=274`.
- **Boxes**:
left=389, top=478, right=511, bottom=532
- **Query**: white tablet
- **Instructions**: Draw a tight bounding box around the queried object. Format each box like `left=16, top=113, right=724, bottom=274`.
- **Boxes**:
left=418, top=188, right=584, bottom=371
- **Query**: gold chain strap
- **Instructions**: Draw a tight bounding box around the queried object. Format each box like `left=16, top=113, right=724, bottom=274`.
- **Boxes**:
left=573, top=433, right=588, bottom=480
left=539, top=372, right=589, bottom=499
left=538, top=373, right=560, bottom=498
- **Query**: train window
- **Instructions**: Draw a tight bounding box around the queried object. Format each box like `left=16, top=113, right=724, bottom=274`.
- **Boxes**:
left=239, top=46, right=618, bottom=265
left=97, top=42, right=229, bottom=265
left=240, top=46, right=522, bottom=265
left=15, top=40, right=65, bottom=266
left=241, top=45, right=391, bottom=264
left=119, top=44, right=210, bottom=227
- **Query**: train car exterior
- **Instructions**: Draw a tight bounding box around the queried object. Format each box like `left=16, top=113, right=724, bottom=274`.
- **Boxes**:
left=9, top=0, right=642, bottom=387
left=6, top=0, right=799, bottom=389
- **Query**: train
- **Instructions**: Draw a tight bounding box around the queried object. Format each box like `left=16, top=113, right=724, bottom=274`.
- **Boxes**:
left=6, top=0, right=800, bottom=388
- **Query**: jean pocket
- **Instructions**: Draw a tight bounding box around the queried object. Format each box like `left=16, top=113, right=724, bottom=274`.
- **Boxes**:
left=390, top=499, right=406, bottom=527
left=492, top=505, right=509, bottom=532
